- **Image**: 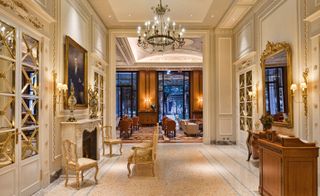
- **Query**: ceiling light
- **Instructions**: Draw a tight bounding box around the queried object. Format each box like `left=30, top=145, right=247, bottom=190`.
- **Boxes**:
left=128, top=14, right=132, bottom=17
left=108, top=15, right=112, bottom=18
left=211, top=15, right=215, bottom=18
left=137, top=0, right=185, bottom=52
left=190, top=14, right=193, bottom=17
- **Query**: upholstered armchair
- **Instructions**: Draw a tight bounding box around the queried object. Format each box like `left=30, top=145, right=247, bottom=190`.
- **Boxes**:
left=132, top=116, right=140, bottom=131
left=184, top=122, right=200, bottom=136
left=166, top=119, right=176, bottom=137
left=119, top=119, right=131, bottom=138
left=63, top=140, right=98, bottom=189
left=162, top=116, right=168, bottom=131
left=127, top=125, right=159, bottom=177
left=102, top=125, right=122, bottom=157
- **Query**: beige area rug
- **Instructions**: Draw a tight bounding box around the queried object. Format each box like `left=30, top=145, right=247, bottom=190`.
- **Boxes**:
left=92, top=144, right=236, bottom=196
left=119, top=127, right=203, bottom=143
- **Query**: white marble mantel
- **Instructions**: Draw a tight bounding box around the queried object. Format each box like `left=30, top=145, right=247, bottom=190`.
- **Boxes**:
left=61, top=119, right=102, bottom=162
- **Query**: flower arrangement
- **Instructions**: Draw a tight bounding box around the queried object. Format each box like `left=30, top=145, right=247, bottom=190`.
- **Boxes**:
left=260, top=114, right=273, bottom=130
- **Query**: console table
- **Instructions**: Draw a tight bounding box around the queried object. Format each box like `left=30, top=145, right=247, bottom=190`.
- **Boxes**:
left=258, top=136, right=318, bottom=196
left=61, top=119, right=102, bottom=163
left=139, top=111, right=157, bottom=126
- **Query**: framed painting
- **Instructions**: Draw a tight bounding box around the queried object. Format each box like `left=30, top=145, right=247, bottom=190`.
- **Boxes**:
left=64, top=35, right=88, bottom=108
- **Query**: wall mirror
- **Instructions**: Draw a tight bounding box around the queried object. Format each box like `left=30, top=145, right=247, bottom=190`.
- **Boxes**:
left=261, top=41, right=293, bottom=128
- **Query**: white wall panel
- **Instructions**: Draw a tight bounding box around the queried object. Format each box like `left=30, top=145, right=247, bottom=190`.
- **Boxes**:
left=235, top=20, right=254, bottom=58
left=219, top=118, right=233, bottom=136
left=218, top=38, right=233, bottom=115
left=61, top=0, right=90, bottom=50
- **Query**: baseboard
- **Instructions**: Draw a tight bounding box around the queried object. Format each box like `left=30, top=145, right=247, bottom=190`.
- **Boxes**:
left=50, top=169, right=62, bottom=183
left=215, top=140, right=236, bottom=145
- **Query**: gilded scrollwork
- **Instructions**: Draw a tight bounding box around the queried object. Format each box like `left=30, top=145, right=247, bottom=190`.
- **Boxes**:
left=0, top=0, right=44, bottom=29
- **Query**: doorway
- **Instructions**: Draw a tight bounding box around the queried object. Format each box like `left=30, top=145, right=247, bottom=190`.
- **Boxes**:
left=116, top=72, right=138, bottom=117
left=158, top=71, right=190, bottom=121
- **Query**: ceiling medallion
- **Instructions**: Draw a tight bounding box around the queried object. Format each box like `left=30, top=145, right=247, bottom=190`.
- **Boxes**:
left=137, top=0, right=185, bottom=52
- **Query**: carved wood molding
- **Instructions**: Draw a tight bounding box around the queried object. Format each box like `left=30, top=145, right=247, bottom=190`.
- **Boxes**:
left=260, top=41, right=291, bottom=65
left=0, top=0, right=44, bottom=29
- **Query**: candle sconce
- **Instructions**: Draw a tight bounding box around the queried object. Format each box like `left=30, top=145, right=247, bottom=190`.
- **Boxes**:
left=290, top=68, right=309, bottom=117
left=53, top=71, right=68, bottom=116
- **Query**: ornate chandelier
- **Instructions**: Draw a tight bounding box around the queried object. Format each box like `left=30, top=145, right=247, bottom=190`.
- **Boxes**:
left=137, top=0, right=185, bottom=52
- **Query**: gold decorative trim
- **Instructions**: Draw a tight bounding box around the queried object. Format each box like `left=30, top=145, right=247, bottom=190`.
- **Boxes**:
left=0, top=0, right=44, bottom=29
left=261, top=41, right=293, bottom=128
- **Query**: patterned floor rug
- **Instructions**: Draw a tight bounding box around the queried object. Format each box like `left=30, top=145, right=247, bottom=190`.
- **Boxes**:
left=117, top=126, right=203, bottom=143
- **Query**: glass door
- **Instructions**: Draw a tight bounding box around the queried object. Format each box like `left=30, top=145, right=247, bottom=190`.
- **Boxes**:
left=158, top=71, right=190, bottom=121
left=116, top=72, right=137, bottom=117
left=0, top=18, right=41, bottom=196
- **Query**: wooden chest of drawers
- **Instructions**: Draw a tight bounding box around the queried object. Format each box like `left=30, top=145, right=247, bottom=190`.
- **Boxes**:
left=139, top=111, right=158, bottom=126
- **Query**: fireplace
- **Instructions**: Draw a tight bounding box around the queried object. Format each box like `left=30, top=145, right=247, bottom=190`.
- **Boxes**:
left=82, top=128, right=97, bottom=160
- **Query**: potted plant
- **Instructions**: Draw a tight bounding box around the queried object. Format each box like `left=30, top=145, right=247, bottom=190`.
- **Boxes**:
left=260, top=114, right=273, bottom=131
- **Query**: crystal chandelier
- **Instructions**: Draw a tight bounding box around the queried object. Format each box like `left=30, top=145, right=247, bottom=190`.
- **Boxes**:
left=137, top=0, right=185, bottom=52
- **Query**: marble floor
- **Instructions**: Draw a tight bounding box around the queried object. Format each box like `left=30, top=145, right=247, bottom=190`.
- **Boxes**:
left=38, top=144, right=260, bottom=196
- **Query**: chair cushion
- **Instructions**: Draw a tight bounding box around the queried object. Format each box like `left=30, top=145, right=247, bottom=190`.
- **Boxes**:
left=104, top=139, right=122, bottom=144
left=128, top=148, right=152, bottom=163
left=77, top=158, right=97, bottom=168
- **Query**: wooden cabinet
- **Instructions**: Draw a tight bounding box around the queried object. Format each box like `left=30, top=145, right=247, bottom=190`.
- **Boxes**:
left=258, top=137, right=319, bottom=196
left=139, top=111, right=158, bottom=126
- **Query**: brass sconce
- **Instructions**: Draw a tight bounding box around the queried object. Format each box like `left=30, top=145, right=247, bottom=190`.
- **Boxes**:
left=290, top=68, right=309, bottom=117
left=53, top=71, right=68, bottom=116
left=198, top=96, right=203, bottom=108
left=144, top=97, right=151, bottom=110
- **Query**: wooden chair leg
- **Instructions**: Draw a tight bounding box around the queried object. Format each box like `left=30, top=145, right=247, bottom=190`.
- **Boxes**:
left=127, top=162, right=131, bottom=177
left=102, top=142, right=105, bottom=155
left=119, top=143, right=123, bottom=155
left=81, top=170, right=84, bottom=182
left=76, top=171, right=80, bottom=190
left=151, top=163, right=155, bottom=177
left=65, top=167, right=68, bottom=187
left=94, top=165, right=98, bottom=184
left=109, top=144, right=113, bottom=157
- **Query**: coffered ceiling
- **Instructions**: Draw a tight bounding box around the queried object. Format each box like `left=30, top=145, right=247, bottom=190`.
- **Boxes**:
left=88, top=0, right=234, bottom=28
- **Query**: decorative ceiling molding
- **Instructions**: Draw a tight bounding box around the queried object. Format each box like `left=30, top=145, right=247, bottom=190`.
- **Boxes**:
left=0, top=0, right=44, bottom=29
left=88, top=0, right=234, bottom=29
left=116, top=37, right=135, bottom=65
left=218, top=0, right=257, bottom=29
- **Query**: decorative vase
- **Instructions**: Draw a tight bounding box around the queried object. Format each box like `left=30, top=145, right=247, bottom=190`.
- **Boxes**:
left=67, top=83, right=77, bottom=122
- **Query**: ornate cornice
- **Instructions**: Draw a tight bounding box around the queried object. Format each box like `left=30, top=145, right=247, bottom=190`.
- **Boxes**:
left=260, top=41, right=291, bottom=65
left=0, top=0, right=44, bottom=29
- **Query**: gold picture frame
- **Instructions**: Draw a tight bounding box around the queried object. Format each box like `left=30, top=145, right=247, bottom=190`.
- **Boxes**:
left=261, top=41, right=293, bottom=128
left=64, top=35, right=88, bottom=109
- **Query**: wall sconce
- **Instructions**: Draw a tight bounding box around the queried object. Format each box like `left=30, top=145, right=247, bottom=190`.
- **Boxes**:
left=53, top=71, right=68, bottom=116
left=198, top=96, right=203, bottom=108
left=290, top=68, right=309, bottom=117
left=144, top=97, right=151, bottom=110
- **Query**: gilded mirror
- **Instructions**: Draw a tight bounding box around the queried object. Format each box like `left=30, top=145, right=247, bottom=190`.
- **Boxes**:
left=261, top=42, right=293, bottom=127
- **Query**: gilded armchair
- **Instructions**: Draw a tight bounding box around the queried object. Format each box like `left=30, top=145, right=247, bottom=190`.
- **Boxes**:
left=102, top=125, right=122, bottom=157
left=127, top=124, right=159, bottom=177
left=63, top=140, right=98, bottom=189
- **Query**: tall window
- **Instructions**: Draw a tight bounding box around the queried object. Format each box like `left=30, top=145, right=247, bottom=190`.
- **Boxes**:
left=158, top=71, right=190, bottom=120
left=265, top=67, right=287, bottom=115
left=116, top=72, right=138, bottom=117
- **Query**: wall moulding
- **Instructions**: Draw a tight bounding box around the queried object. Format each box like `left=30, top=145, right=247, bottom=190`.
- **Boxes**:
left=0, top=0, right=46, bottom=29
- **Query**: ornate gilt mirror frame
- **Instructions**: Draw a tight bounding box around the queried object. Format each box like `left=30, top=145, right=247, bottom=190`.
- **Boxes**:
left=261, top=41, right=293, bottom=128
